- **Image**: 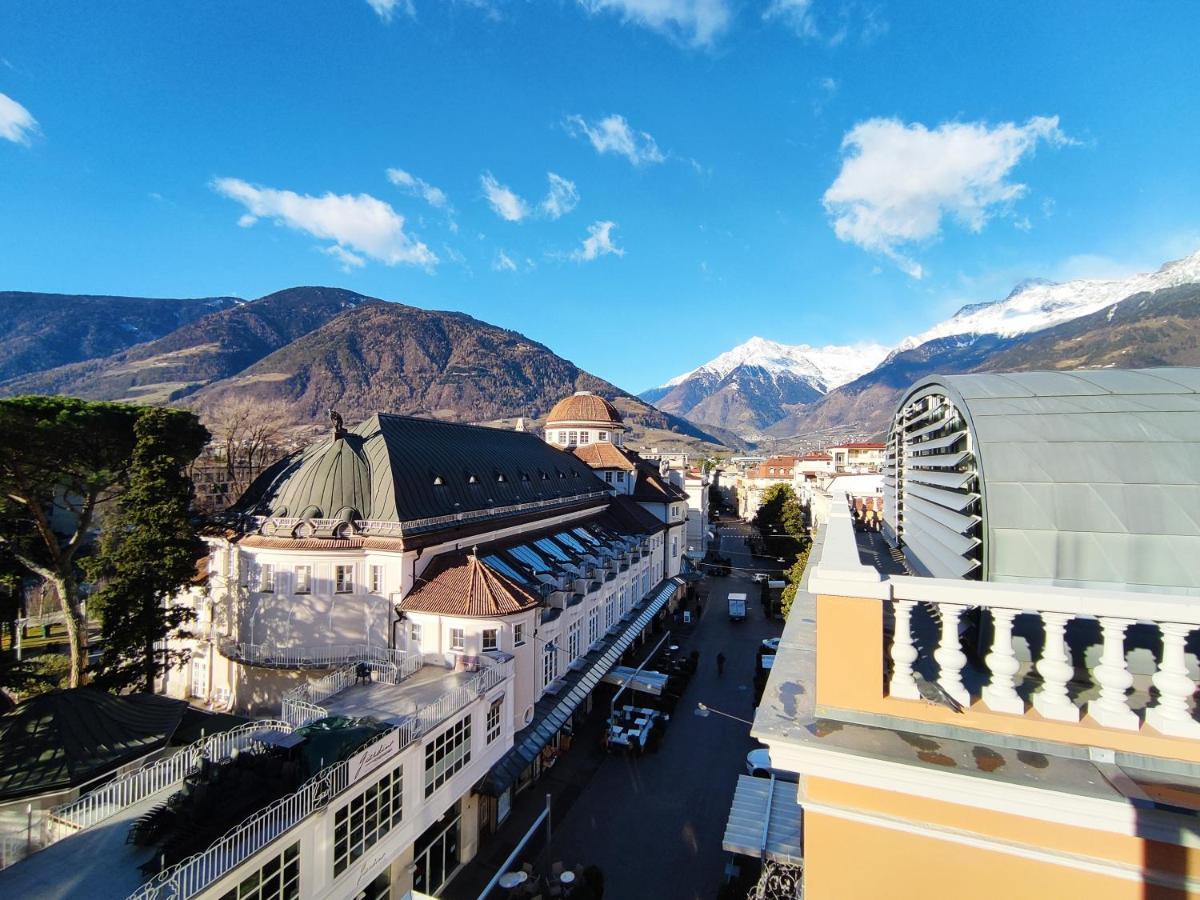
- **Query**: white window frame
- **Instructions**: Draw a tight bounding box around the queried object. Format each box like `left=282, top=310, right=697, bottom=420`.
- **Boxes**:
left=542, top=642, right=558, bottom=688
left=579, top=430, right=590, bottom=444
left=259, top=563, right=275, bottom=593
left=450, top=627, right=465, bottom=651
left=486, top=697, right=503, bottom=744
left=425, top=717, right=471, bottom=797
left=588, top=607, right=600, bottom=644
left=369, top=564, right=383, bottom=594
left=599, top=431, right=608, bottom=442
left=294, top=565, right=311, bottom=594
left=334, top=565, right=353, bottom=594
left=482, top=628, right=498, bottom=652
left=568, top=621, right=580, bottom=659
left=410, top=622, right=422, bottom=646
left=333, top=768, right=403, bottom=877
left=513, top=623, right=526, bottom=647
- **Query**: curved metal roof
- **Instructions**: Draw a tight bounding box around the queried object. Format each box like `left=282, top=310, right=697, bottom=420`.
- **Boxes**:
left=240, top=413, right=609, bottom=527
left=887, top=368, right=1200, bottom=595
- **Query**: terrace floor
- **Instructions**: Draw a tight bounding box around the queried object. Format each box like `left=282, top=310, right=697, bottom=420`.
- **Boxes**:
left=323, top=665, right=475, bottom=722
left=0, top=786, right=176, bottom=900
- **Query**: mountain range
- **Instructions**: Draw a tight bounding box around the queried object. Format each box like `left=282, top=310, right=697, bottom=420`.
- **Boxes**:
left=646, top=249, right=1200, bottom=441
left=0, top=288, right=725, bottom=448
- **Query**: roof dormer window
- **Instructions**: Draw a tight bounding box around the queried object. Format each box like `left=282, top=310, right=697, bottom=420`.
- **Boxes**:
left=468, top=474, right=480, bottom=484
left=433, top=475, right=445, bottom=486
left=520, top=472, right=530, bottom=482
left=496, top=472, right=507, bottom=482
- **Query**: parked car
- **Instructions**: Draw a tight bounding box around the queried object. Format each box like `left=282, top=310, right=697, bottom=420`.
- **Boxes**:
left=752, top=573, right=769, bottom=584
left=745, top=747, right=799, bottom=782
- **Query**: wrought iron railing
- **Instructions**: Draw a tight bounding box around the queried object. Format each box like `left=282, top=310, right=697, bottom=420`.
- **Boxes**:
left=130, top=659, right=511, bottom=900
left=215, top=641, right=417, bottom=671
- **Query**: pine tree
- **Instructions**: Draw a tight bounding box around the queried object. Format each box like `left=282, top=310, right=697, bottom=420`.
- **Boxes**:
left=89, top=409, right=209, bottom=692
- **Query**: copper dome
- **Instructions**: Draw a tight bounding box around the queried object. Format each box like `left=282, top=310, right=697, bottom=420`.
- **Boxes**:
left=546, top=391, right=624, bottom=426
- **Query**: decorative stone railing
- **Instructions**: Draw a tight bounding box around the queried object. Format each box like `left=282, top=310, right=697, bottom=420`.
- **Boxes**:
left=809, top=494, right=1200, bottom=750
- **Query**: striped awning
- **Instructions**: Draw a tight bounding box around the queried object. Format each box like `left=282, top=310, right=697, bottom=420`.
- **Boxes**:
left=722, top=775, right=804, bottom=865
left=478, top=576, right=682, bottom=796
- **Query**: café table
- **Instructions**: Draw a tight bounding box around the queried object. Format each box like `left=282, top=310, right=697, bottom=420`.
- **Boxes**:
left=498, top=871, right=529, bottom=890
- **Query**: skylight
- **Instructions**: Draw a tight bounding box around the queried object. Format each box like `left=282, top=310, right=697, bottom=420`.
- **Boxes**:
left=556, top=531, right=587, bottom=553
left=483, top=554, right=528, bottom=584
left=534, top=537, right=570, bottom=561
left=510, top=544, right=551, bottom=572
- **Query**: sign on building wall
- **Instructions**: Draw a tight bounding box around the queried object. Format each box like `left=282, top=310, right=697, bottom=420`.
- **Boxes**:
left=347, top=728, right=401, bottom=783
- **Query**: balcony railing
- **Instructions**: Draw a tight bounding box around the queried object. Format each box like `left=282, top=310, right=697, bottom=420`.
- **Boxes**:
left=280, top=652, right=426, bottom=727
left=810, top=494, right=1200, bottom=753
left=48, top=721, right=293, bottom=835
left=131, top=659, right=511, bottom=900
left=216, top=641, right=418, bottom=671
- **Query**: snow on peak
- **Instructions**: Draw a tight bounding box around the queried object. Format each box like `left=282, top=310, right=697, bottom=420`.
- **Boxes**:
left=660, top=336, right=890, bottom=392
left=905, top=248, right=1200, bottom=346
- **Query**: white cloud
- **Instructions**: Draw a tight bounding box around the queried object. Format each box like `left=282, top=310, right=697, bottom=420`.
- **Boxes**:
left=565, top=113, right=665, bottom=166
left=822, top=116, right=1072, bottom=278
left=212, top=177, right=437, bottom=268
left=577, top=0, right=731, bottom=47
left=540, top=173, right=579, bottom=220
left=322, top=245, right=367, bottom=271
left=764, top=0, right=818, bottom=38
left=480, top=172, right=530, bottom=222
left=0, top=92, right=38, bottom=145
left=571, top=220, right=624, bottom=262
left=367, top=0, right=415, bottom=22
left=493, top=250, right=518, bottom=272
left=766, top=0, right=888, bottom=46
left=386, top=167, right=450, bottom=209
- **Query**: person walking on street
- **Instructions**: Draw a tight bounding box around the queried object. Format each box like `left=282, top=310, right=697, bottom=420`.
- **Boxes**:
left=716, top=652, right=726, bottom=676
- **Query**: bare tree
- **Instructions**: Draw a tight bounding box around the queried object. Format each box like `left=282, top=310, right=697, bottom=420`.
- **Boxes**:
left=196, top=398, right=295, bottom=502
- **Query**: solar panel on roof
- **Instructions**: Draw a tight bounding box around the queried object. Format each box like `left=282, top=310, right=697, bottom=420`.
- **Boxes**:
left=482, top=554, right=528, bottom=584
left=534, top=538, right=570, bottom=561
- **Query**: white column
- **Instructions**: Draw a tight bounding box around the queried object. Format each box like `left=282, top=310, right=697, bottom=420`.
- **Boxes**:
left=1087, top=617, right=1139, bottom=730
left=889, top=600, right=920, bottom=700
left=981, top=607, right=1024, bottom=715
left=934, top=604, right=970, bottom=708
left=1033, top=612, right=1080, bottom=722
left=1147, top=623, right=1200, bottom=738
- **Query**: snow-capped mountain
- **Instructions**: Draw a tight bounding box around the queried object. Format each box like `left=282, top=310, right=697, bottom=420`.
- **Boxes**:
left=895, top=249, right=1200, bottom=352
left=640, top=337, right=889, bottom=436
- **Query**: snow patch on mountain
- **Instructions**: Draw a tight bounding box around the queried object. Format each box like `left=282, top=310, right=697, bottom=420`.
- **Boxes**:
left=903, top=249, right=1200, bottom=348
left=658, top=336, right=890, bottom=393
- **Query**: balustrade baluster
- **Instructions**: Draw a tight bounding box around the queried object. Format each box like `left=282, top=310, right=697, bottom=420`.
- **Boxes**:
left=981, top=607, right=1024, bottom=714
left=1147, top=622, right=1200, bottom=737
left=888, top=600, right=920, bottom=700
left=1087, top=617, right=1138, bottom=730
left=1033, top=612, right=1079, bottom=722
left=934, top=604, right=970, bottom=708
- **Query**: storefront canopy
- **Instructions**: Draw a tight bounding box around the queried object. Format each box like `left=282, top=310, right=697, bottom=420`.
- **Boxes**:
left=723, top=774, right=804, bottom=865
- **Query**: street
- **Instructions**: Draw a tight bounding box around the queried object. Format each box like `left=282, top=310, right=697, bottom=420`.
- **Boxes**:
left=533, top=521, right=783, bottom=899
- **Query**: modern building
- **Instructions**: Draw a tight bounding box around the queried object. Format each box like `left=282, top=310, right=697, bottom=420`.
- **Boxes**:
left=738, top=368, right=1200, bottom=899
left=3, top=403, right=686, bottom=900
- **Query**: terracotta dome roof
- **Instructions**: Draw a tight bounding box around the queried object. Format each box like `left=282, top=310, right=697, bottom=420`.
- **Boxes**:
left=546, top=391, right=623, bottom=426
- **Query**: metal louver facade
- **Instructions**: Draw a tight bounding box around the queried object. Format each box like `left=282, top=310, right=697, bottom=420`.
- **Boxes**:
left=883, top=387, right=983, bottom=579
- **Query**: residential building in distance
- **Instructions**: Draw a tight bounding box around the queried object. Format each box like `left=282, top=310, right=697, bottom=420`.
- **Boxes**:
left=742, top=368, right=1200, bottom=899
left=681, top=468, right=711, bottom=560
left=2, top=398, right=686, bottom=900
left=825, top=440, right=885, bottom=473
left=737, top=455, right=801, bottom=519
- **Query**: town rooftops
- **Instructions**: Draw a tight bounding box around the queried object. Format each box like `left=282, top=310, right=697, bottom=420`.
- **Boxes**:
left=237, top=413, right=610, bottom=529
left=831, top=441, right=886, bottom=449
left=401, top=552, right=542, bottom=617
left=545, top=390, right=624, bottom=426
left=567, top=441, right=638, bottom=471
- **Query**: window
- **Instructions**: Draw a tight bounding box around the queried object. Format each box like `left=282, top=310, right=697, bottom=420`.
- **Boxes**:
left=334, top=565, right=353, bottom=593
left=588, top=607, right=600, bottom=644
left=604, top=471, right=613, bottom=483
left=568, top=430, right=578, bottom=445
left=334, top=767, right=403, bottom=877
left=671, top=537, right=678, bottom=558
left=579, top=431, right=590, bottom=444
left=514, top=623, right=526, bottom=647
left=568, top=621, right=580, bottom=660
left=605, top=597, right=615, bottom=628
left=294, top=565, right=311, bottom=594
left=542, top=642, right=559, bottom=688
left=599, top=431, right=608, bottom=442
left=259, top=564, right=275, bottom=593
left=616, top=471, right=625, bottom=482
left=220, top=842, right=299, bottom=900
left=425, top=717, right=471, bottom=797
left=369, top=565, right=383, bottom=594
left=486, top=698, right=503, bottom=744
left=410, top=622, right=422, bottom=646
left=189, top=653, right=208, bottom=699
left=482, top=628, right=498, bottom=652
left=450, top=628, right=465, bottom=651
left=225, top=548, right=236, bottom=578
left=557, top=431, right=567, bottom=444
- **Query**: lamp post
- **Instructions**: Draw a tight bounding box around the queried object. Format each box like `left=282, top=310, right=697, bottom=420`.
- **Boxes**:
left=695, top=701, right=754, bottom=726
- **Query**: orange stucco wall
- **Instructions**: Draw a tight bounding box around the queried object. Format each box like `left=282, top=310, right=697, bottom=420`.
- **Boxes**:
left=804, top=810, right=1191, bottom=900
left=815, top=593, right=1200, bottom=765
left=806, top=775, right=1200, bottom=882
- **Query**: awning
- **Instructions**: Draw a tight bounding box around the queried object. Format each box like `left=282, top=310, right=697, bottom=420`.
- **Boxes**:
left=478, top=577, right=681, bottom=796
left=722, top=775, right=804, bottom=865
left=600, top=666, right=669, bottom=696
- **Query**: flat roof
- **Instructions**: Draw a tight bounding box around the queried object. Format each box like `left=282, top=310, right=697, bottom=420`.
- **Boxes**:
left=323, top=665, right=474, bottom=722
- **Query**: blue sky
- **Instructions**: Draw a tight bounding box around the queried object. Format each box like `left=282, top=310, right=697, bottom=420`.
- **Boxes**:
left=2, top=1, right=1199, bottom=392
